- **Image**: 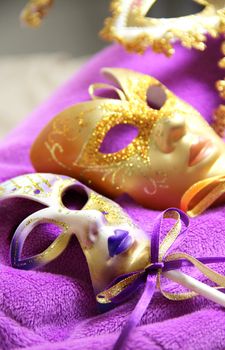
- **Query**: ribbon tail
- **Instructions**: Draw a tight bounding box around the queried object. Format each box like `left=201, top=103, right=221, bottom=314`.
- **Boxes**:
left=180, top=175, right=225, bottom=217
left=113, top=274, right=156, bottom=350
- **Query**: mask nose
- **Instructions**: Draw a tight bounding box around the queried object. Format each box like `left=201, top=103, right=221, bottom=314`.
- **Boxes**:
left=154, top=113, right=186, bottom=153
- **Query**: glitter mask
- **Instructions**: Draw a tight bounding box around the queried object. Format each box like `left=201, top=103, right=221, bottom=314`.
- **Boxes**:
left=31, top=68, right=225, bottom=209
left=0, top=173, right=149, bottom=292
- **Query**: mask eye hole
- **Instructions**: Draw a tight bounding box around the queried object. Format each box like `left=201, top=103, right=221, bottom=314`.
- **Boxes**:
left=146, top=0, right=204, bottom=18
left=99, top=124, right=139, bottom=154
left=62, top=184, right=89, bottom=210
left=21, top=223, right=63, bottom=259
left=147, top=85, right=167, bottom=110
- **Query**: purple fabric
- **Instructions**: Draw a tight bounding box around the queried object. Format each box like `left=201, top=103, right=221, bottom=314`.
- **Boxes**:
left=0, top=36, right=225, bottom=350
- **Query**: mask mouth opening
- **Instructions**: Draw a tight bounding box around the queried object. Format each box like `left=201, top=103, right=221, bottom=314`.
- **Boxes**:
left=99, top=124, right=139, bottom=154
left=147, top=85, right=167, bottom=110
left=92, top=87, right=122, bottom=100
left=61, top=184, right=89, bottom=210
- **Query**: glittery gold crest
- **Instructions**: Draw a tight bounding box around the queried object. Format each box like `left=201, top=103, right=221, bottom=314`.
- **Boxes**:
left=100, top=0, right=225, bottom=56
left=20, top=0, right=54, bottom=27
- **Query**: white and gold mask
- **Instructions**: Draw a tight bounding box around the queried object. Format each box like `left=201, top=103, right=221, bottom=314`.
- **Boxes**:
left=0, top=173, right=149, bottom=292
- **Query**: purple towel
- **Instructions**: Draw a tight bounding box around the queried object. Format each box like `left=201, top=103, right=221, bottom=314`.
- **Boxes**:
left=0, top=37, right=225, bottom=350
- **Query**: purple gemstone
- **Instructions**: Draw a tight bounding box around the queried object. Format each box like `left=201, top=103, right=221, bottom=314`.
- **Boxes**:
left=108, top=229, right=132, bottom=257
left=34, top=189, right=41, bottom=194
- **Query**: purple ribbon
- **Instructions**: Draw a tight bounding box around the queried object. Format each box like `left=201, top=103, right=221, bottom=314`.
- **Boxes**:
left=106, top=208, right=225, bottom=350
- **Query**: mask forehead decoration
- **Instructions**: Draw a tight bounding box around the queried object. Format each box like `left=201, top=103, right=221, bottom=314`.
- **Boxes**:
left=0, top=173, right=149, bottom=292
left=31, top=68, right=208, bottom=208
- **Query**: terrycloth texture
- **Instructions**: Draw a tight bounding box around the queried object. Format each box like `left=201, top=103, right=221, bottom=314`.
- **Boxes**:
left=0, top=37, right=225, bottom=350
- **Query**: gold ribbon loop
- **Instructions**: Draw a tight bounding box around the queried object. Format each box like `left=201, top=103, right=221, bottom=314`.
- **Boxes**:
left=159, top=210, right=181, bottom=260
left=180, top=175, right=225, bottom=217
left=88, top=83, right=127, bottom=102
left=159, top=252, right=225, bottom=301
left=96, top=272, right=141, bottom=304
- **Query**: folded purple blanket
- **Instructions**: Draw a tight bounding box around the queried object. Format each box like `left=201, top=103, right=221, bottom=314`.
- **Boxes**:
left=0, top=37, right=225, bottom=350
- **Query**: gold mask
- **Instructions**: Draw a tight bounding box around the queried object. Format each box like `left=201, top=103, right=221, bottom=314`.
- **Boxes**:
left=31, top=68, right=225, bottom=209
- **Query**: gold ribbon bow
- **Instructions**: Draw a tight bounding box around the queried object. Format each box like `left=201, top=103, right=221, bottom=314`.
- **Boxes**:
left=97, top=209, right=225, bottom=305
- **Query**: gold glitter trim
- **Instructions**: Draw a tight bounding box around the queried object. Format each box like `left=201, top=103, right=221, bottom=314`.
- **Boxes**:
left=78, top=76, right=178, bottom=167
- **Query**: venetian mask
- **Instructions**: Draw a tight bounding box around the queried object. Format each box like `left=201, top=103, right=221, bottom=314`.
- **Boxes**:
left=30, top=68, right=225, bottom=209
left=0, top=173, right=149, bottom=292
